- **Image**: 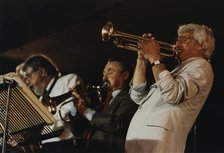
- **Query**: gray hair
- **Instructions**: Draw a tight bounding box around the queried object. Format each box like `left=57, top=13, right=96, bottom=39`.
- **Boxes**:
left=177, top=23, right=215, bottom=60
left=22, top=53, right=61, bottom=77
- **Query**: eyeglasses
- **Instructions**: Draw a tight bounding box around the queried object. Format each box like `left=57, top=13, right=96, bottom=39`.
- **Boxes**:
left=24, top=71, right=33, bottom=79
left=176, top=35, right=195, bottom=43
left=23, top=68, right=39, bottom=81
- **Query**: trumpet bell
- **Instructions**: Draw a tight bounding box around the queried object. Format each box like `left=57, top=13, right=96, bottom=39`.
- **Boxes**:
left=102, top=22, right=114, bottom=41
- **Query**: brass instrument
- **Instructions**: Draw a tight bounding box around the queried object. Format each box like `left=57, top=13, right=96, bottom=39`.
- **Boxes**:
left=87, top=81, right=109, bottom=104
left=57, top=81, right=109, bottom=123
left=101, top=21, right=180, bottom=57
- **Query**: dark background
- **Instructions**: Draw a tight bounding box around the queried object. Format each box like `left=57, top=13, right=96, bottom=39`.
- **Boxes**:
left=0, top=0, right=223, bottom=152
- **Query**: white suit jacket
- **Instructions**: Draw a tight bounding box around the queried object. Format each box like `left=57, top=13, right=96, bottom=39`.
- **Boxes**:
left=126, top=57, right=213, bottom=153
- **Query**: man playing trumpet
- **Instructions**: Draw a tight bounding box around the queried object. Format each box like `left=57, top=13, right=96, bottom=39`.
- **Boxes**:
left=125, top=23, right=215, bottom=153
left=72, top=58, right=138, bottom=153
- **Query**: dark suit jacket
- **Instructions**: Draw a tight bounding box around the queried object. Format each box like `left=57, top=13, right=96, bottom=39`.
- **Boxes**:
left=83, top=89, right=138, bottom=153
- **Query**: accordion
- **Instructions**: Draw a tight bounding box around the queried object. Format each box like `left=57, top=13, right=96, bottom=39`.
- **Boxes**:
left=0, top=72, right=56, bottom=147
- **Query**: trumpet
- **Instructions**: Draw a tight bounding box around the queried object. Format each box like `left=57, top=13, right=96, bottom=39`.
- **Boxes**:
left=101, top=21, right=180, bottom=57
left=56, top=81, right=109, bottom=123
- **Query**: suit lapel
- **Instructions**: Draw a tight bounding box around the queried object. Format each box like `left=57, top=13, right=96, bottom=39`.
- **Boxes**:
left=105, top=90, right=127, bottom=112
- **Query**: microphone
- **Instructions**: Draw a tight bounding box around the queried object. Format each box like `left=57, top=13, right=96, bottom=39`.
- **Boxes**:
left=100, top=81, right=110, bottom=90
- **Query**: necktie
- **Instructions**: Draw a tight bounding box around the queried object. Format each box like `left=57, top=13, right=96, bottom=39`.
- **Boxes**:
left=102, top=92, right=112, bottom=112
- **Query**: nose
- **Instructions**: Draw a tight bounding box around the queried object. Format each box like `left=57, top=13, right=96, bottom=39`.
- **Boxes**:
left=25, top=79, right=32, bottom=88
left=175, top=40, right=181, bottom=48
left=24, top=78, right=31, bottom=86
left=103, top=73, right=108, bottom=81
left=102, top=77, right=107, bottom=83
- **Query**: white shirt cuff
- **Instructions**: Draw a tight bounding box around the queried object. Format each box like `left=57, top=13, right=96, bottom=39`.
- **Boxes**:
left=83, top=108, right=96, bottom=121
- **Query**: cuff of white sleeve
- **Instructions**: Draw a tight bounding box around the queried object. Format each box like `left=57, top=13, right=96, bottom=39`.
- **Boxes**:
left=83, top=108, right=96, bottom=121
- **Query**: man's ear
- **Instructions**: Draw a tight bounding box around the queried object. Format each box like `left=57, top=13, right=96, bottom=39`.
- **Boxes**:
left=197, top=42, right=206, bottom=51
left=38, top=67, right=47, bottom=77
left=123, top=71, right=130, bottom=81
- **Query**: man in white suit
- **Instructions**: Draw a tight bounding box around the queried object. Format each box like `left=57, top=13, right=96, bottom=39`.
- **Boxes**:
left=125, top=23, right=215, bottom=153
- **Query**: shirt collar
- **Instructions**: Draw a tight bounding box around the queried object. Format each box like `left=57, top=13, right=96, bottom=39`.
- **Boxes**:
left=46, top=77, right=56, bottom=92
left=112, top=89, right=122, bottom=98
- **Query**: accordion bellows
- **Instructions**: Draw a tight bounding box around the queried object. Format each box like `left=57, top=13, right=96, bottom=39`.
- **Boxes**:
left=0, top=72, right=56, bottom=146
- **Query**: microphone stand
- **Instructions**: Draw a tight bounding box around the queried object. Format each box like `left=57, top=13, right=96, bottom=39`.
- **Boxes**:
left=1, top=79, right=14, bottom=153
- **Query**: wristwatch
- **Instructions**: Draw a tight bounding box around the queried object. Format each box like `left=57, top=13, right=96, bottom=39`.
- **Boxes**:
left=151, top=60, right=162, bottom=66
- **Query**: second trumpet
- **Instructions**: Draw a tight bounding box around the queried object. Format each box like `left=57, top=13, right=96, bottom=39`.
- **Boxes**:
left=102, top=21, right=179, bottom=57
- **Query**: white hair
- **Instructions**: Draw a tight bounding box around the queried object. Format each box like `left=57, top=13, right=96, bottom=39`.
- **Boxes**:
left=178, top=23, right=215, bottom=60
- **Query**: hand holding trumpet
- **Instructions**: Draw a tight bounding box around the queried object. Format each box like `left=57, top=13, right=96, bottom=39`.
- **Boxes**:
left=71, top=81, right=88, bottom=115
left=72, top=90, right=88, bottom=115
left=138, top=33, right=161, bottom=64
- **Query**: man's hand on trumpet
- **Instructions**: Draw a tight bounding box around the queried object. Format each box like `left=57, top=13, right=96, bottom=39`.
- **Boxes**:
left=138, top=33, right=161, bottom=64
left=71, top=90, right=88, bottom=115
